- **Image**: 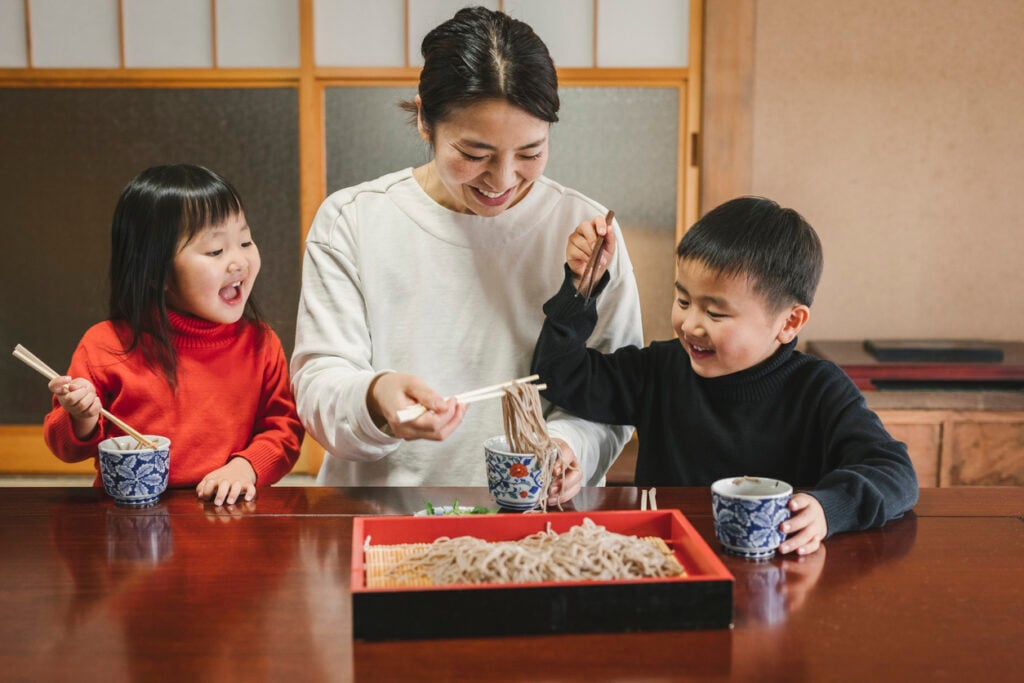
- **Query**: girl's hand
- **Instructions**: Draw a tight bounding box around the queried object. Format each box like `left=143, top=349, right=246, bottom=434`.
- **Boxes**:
left=545, top=439, right=583, bottom=507
left=566, top=213, right=617, bottom=286
left=48, top=375, right=101, bottom=439
left=197, top=457, right=257, bottom=506
left=367, top=372, right=467, bottom=441
left=779, top=493, right=828, bottom=556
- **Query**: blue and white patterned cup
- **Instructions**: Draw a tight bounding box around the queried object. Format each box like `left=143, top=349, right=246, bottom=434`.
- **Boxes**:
left=711, top=476, right=793, bottom=560
left=484, top=436, right=544, bottom=511
left=98, top=436, right=171, bottom=507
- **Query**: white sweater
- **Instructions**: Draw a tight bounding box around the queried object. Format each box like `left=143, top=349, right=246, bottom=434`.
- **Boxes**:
left=291, top=168, right=643, bottom=486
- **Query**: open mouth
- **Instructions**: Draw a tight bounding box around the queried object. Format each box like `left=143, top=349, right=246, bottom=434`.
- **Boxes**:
left=218, top=281, right=243, bottom=302
left=470, top=185, right=514, bottom=206
left=686, top=339, right=715, bottom=359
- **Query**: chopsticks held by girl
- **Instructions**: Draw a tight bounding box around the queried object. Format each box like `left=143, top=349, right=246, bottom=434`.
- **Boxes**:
left=43, top=164, right=304, bottom=505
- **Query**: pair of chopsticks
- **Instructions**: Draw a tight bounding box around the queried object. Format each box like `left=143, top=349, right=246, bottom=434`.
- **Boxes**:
left=640, top=487, right=658, bottom=511
left=12, top=344, right=158, bottom=450
left=577, top=209, right=615, bottom=301
left=395, top=374, right=546, bottom=424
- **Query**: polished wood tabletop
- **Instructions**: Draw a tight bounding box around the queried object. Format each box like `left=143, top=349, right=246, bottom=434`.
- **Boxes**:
left=1, top=485, right=1020, bottom=682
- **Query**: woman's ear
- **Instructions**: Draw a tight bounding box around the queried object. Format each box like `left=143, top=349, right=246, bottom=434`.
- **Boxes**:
left=415, top=95, right=432, bottom=143
left=776, top=304, right=811, bottom=344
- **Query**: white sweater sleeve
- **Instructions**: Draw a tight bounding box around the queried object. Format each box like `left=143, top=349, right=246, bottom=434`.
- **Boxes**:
left=290, top=202, right=401, bottom=462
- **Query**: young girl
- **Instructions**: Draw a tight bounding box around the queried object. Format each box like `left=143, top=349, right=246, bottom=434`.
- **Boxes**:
left=43, top=164, right=303, bottom=506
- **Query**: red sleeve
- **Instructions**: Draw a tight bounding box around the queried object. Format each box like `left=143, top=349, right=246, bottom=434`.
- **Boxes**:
left=231, top=329, right=304, bottom=485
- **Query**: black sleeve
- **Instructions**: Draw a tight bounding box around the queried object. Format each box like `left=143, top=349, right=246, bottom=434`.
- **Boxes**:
left=530, top=265, right=648, bottom=426
left=807, top=367, right=920, bottom=535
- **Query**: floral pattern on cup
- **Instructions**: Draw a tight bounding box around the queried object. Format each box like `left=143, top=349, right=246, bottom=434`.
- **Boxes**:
left=712, top=476, right=792, bottom=560
left=484, top=435, right=544, bottom=510
left=98, top=436, right=171, bottom=507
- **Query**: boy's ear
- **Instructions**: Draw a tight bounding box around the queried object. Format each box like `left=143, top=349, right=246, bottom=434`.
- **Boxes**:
left=414, top=95, right=432, bottom=143
left=776, top=304, right=811, bottom=344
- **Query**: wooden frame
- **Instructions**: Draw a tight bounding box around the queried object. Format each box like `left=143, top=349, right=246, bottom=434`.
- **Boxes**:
left=0, top=0, right=703, bottom=475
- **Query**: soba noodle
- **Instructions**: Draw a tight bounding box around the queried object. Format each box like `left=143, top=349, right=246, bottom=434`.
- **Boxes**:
left=501, top=382, right=575, bottom=512
left=375, top=518, right=684, bottom=586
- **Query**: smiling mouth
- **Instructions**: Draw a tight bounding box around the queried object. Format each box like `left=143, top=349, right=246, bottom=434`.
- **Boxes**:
left=471, top=185, right=514, bottom=205
left=686, top=339, right=714, bottom=356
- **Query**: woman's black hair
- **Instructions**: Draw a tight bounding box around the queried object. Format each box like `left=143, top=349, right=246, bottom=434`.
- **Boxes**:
left=401, top=6, right=560, bottom=134
left=108, top=164, right=263, bottom=388
left=676, top=196, right=824, bottom=311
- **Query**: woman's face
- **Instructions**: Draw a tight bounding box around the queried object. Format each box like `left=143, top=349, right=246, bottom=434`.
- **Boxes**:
left=418, top=98, right=550, bottom=216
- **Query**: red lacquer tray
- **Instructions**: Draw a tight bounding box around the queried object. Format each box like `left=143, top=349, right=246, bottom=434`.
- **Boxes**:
left=351, top=510, right=734, bottom=640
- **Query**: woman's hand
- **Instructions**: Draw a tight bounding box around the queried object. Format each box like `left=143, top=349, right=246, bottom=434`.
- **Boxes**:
left=778, top=493, right=828, bottom=556
left=197, top=456, right=258, bottom=506
left=566, top=213, right=617, bottom=287
left=545, top=438, right=583, bottom=507
left=367, top=372, right=467, bottom=441
left=48, top=375, right=101, bottom=440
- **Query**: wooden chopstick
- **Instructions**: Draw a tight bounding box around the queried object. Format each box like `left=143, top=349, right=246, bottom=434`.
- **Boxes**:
left=639, top=487, right=658, bottom=511
left=395, top=374, right=543, bottom=423
left=577, top=209, right=615, bottom=301
left=12, top=344, right=158, bottom=450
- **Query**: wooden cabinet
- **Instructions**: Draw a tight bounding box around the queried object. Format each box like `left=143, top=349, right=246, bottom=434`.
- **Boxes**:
left=860, top=395, right=1024, bottom=487
left=605, top=394, right=1024, bottom=488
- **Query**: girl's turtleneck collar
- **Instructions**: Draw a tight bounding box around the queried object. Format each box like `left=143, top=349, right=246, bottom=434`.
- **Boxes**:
left=697, top=338, right=802, bottom=402
left=167, top=309, right=243, bottom=349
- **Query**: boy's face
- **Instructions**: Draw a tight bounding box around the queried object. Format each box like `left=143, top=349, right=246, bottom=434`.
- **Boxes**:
left=672, top=258, right=807, bottom=378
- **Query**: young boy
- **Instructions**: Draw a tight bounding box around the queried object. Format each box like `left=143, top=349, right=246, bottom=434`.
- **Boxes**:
left=531, top=197, right=918, bottom=556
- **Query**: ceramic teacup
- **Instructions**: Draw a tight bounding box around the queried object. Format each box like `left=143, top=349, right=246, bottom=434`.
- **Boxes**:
left=711, top=476, right=793, bottom=560
left=98, top=435, right=171, bottom=507
left=484, top=435, right=544, bottom=510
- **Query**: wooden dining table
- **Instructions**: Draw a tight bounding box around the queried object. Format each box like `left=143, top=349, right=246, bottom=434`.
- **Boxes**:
left=0, top=485, right=1020, bottom=682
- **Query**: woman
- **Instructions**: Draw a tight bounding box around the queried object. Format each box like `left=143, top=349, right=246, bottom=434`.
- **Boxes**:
left=291, top=6, right=642, bottom=505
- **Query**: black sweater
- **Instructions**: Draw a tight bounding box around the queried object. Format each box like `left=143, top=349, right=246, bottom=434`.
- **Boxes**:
left=532, top=269, right=919, bottom=536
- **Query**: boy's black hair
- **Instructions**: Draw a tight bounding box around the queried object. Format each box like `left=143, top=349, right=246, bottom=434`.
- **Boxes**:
left=109, top=164, right=264, bottom=389
left=676, top=196, right=823, bottom=311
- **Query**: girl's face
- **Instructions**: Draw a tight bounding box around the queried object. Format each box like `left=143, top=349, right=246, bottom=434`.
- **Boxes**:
left=165, top=211, right=260, bottom=324
left=672, top=258, right=804, bottom=378
left=417, top=98, right=550, bottom=216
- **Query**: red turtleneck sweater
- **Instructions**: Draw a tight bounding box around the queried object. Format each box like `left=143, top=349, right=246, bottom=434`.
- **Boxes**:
left=43, top=311, right=303, bottom=487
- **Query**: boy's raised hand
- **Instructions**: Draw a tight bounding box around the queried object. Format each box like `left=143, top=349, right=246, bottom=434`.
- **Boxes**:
left=779, top=492, right=828, bottom=556
left=566, top=213, right=617, bottom=288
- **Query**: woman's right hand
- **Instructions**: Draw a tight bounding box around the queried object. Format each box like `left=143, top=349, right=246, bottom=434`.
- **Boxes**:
left=48, top=375, right=101, bottom=439
left=367, top=372, right=467, bottom=441
left=566, top=213, right=617, bottom=286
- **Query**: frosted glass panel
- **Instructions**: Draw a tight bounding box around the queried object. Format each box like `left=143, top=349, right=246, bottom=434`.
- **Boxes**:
left=550, top=87, right=679, bottom=342
left=0, top=88, right=300, bottom=423
left=323, top=85, right=679, bottom=343
left=123, top=0, right=212, bottom=67
left=598, top=0, right=689, bottom=67
left=217, top=0, right=299, bottom=67
left=31, top=0, right=120, bottom=68
left=315, top=0, right=405, bottom=66
left=324, top=86, right=429, bottom=192
left=505, top=0, right=593, bottom=68
left=0, top=0, right=27, bottom=67
left=548, top=88, right=677, bottom=230
left=408, top=0, right=499, bottom=67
